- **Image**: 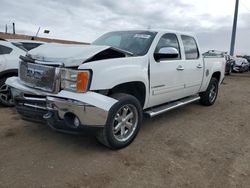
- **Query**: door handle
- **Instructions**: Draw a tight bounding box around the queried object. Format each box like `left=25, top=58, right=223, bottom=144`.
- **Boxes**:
left=197, top=64, right=203, bottom=69
left=176, top=65, right=184, bottom=71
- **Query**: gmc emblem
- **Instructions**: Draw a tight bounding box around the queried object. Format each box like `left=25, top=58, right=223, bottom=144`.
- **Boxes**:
left=26, top=68, right=44, bottom=80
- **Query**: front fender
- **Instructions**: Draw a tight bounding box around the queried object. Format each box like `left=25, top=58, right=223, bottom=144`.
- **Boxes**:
left=79, top=56, right=149, bottom=91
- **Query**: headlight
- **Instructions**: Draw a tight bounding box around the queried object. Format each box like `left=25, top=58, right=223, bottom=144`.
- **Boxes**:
left=61, top=69, right=90, bottom=93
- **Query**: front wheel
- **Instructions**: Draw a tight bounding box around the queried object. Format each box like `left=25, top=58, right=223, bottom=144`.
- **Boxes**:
left=0, top=78, right=14, bottom=107
left=96, top=93, right=142, bottom=149
left=199, top=77, right=219, bottom=106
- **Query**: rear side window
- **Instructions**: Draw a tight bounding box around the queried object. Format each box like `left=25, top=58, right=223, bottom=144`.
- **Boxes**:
left=155, top=33, right=181, bottom=59
left=181, top=35, right=199, bottom=59
left=0, top=45, right=13, bottom=55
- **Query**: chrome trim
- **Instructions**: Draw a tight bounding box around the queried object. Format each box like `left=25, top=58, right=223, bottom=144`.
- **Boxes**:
left=23, top=103, right=47, bottom=110
left=46, top=96, right=108, bottom=127
left=145, top=95, right=200, bottom=117
left=19, top=61, right=61, bottom=93
left=23, top=96, right=46, bottom=101
left=34, top=60, right=64, bottom=67
left=10, top=86, right=108, bottom=127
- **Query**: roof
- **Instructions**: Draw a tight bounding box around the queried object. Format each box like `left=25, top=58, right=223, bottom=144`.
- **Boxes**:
left=107, top=29, right=194, bottom=36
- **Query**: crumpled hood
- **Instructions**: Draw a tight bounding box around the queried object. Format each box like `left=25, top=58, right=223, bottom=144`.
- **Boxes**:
left=27, top=43, right=114, bottom=67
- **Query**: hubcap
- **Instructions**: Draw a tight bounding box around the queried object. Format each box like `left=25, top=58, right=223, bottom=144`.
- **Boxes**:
left=0, top=83, right=14, bottom=105
left=209, top=84, right=217, bottom=103
left=112, top=104, right=138, bottom=142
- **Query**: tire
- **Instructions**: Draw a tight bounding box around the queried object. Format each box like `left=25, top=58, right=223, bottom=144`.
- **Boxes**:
left=228, top=66, right=232, bottom=75
left=0, top=77, right=14, bottom=107
left=225, top=65, right=231, bottom=75
left=96, top=93, right=142, bottom=149
left=199, top=77, right=219, bottom=106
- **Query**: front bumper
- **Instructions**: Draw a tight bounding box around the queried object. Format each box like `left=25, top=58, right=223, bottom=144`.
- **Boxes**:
left=6, top=77, right=117, bottom=130
left=233, top=66, right=247, bottom=72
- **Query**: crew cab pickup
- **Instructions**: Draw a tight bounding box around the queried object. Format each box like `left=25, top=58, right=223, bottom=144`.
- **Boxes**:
left=6, top=30, right=225, bottom=149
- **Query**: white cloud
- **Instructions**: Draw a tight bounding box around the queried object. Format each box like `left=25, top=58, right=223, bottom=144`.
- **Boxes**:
left=0, top=0, right=250, bottom=54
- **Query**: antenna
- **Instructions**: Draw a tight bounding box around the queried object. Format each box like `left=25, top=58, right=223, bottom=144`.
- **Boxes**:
left=35, top=27, right=41, bottom=37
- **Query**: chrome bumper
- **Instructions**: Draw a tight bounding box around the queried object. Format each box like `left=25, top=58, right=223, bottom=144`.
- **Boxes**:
left=46, top=96, right=109, bottom=127
left=7, top=77, right=117, bottom=128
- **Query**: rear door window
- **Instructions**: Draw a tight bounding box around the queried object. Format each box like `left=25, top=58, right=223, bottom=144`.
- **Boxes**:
left=181, top=35, right=199, bottom=60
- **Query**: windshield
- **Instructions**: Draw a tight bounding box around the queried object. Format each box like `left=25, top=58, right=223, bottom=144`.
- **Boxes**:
left=92, top=31, right=157, bottom=56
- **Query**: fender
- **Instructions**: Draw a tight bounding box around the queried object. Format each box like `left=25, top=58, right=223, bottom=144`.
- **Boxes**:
left=199, top=58, right=225, bottom=92
left=79, top=56, right=149, bottom=89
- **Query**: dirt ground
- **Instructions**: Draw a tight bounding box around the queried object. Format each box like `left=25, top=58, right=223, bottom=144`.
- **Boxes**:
left=0, top=73, right=250, bottom=188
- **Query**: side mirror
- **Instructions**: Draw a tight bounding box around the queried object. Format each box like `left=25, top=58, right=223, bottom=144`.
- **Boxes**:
left=154, top=47, right=179, bottom=61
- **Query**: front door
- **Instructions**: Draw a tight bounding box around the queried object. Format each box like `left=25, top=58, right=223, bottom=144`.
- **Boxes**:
left=148, top=33, right=186, bottom=107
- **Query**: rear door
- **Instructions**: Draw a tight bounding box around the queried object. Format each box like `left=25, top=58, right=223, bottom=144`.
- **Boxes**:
left=180, top=35, right=203, bottom=95
left=148, top=33, right=186, bottom=107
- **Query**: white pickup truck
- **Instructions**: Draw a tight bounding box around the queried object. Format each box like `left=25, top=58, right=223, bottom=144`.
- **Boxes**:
left=6, top=30, right=225, bottom=149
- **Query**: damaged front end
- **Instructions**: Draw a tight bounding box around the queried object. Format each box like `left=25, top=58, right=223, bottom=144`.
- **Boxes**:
left=7, top=76, right=117, bottom=133
left=5, top=44, right=125, bottom=132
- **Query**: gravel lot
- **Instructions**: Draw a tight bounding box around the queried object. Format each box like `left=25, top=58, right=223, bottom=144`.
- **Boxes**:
left=0, top=73, right=250, bottom=188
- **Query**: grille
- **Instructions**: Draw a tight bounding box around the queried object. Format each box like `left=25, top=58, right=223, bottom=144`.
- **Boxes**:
left=19, top=61, right=60, bottom=93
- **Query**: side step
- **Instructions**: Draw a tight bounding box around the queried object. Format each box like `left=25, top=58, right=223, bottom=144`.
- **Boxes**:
left=145, top=95, right=200, bottom=117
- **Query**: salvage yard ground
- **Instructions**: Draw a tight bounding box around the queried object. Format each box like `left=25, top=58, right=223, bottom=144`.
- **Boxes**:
left=0, top=73, right=250, bottom=188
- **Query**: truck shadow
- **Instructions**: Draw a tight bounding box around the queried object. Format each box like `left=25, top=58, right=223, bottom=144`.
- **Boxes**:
left=228, top=72, right=250, bottom=78
left=1, top=101, right=201, bottom=153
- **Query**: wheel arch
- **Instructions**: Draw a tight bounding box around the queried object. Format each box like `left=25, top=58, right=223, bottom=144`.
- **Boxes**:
left=108, top=81, right=147, bottom=108
left=211, top=71, right=221, bottom=82
left=0, top=69, right=18, bottom=80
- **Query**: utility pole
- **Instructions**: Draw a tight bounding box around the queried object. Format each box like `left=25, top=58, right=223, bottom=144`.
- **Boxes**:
left=230, top=0, right=239, bottom=56
left=12, top=22, right=15, bottom=34
left=5, top=24, right=7, bottom=34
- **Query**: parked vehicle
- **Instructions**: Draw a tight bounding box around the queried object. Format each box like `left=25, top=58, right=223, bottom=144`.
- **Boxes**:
left=6, top=30, right=225, bottom=149
left=0, top=41, right=26, bottom=106
left=7, top=39, right=45, bottom=51
left=243, top=55, right=250, bottom=70
left=233, top=58, right=249, bottom=73
left=202, top=50, right=233, bottom=75
left=225, top=55, right=235, bottom=75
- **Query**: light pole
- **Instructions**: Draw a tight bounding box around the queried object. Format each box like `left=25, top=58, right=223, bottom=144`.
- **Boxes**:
left=230, top=0, right=239, bottom=56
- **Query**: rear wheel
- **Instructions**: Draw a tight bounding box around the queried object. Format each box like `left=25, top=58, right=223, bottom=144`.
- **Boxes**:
left=0, top=78, right=14, bottom=107
left=96, top=93, right=142, bottom=149
left=228, top=66, right=232, bottom=75
left=199, top=77, right=219, bottom=106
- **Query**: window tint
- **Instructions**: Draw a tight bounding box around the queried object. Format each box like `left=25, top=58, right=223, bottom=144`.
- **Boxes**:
left=103, top=35, right=121, bottom=48
left=181, top=35, right=199, bottom=59
left=92, top=31, right=157, bottom=56
left=0, top=45, right=13, bottom=55
left=155, top=33, right=181, bottom=59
